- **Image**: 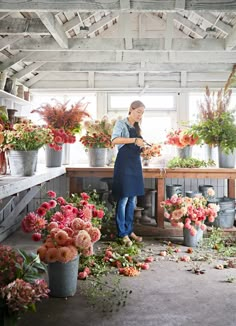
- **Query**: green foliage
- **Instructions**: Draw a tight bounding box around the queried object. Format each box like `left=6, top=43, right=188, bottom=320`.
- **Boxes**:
left=17, top=250, right=47, bottom=283
left=191, top=112, right=236, bottom=154
left=167, top=157, right=215, bottom=168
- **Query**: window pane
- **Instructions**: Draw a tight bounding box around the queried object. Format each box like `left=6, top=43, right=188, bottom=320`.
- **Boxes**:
left=110, top=94, right=175, bottom=110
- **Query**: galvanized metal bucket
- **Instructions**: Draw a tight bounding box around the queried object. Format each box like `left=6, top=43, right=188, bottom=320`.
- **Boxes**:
left=166, top=184, right=182, bottom=199
left=47, top=255, right=79, bottom=298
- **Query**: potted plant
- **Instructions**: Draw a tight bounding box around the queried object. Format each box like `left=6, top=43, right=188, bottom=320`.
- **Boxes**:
left=80, top=116, right=117, bottom=167
left=32, top=99, right=90, bottom=167
left=21, top=190, right=102, bottom=297
left=160, top=194, right=219, bottom=247
left=2, top=119, right=53, bottom=176
left=189, top=65, right=236, bottom=167
left=0, top=245, right=49, bottom=325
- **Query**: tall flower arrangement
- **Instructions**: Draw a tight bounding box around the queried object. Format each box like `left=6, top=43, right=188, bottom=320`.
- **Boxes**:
left=80, top=116, right=116, bottom=149
left=21, top=191, right=102, bottom=263
left=189, top=65, right=236, bottom=154
left=31, top=99, right=90, bottom=150
left=160, top=194, right=219, bottom=235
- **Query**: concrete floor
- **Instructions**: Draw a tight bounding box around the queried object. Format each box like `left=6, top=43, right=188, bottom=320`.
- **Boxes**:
left=2, top=228, right=236, bottom=326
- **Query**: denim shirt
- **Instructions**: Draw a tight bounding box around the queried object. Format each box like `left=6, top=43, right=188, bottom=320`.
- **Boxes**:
left=111, top=118, right=134, bottom=150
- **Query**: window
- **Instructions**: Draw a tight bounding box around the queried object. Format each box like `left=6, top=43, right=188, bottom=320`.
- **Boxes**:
left=108, top=93, right=176, bottom=143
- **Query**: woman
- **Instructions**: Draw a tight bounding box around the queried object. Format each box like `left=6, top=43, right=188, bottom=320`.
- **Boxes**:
left=111, top=100, right=145, bottom=246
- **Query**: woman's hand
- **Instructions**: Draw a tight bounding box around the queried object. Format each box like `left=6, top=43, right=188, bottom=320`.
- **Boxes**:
left=135, top=138, right=144, bottom=147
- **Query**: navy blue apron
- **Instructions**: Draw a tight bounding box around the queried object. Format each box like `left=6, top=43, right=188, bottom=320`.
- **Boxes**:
left=112, top=124, right=144, bottom=200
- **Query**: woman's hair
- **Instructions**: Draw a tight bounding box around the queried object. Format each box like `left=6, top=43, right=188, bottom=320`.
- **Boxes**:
left=128, top=100, right=145, bottom=137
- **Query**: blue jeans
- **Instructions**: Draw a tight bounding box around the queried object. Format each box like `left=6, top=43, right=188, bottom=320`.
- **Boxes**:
left=115, top=196, right=136, bottom=238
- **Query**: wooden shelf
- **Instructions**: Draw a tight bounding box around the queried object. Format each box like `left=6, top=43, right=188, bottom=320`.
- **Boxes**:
left=0, top=89, right=31, bottom=106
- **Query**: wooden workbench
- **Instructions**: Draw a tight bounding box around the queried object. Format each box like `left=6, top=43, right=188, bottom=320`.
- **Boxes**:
left=66, top=166, right=236, bottom=229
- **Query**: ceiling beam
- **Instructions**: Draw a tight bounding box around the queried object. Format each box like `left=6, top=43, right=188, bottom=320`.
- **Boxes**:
left=0, top=18, right=49, bottom=35
left=13, top=62, right=45, bottom=79
left=1, top=0, right=236, bottom=12
left=36, top=12, right=68, bottom=48
left=0, top=12, right=9, bottom=20
left=173, top=12, right=206, bottom=38
left=225, top=24, right=236, bottom=50
left=165, top=13, right=174, bottom=50
left=196, top=12, right=232, bottom=35
left=10, top=37, right=227, bottom=51
left=22, top=50, right=236, bottom=64
left=24, top=71, right=49, bottom=87
left=34, top=62, right=235, bottom=73
left=0, top=35, right=23, bottom=51
left=0, top=51, right=33, bottom=71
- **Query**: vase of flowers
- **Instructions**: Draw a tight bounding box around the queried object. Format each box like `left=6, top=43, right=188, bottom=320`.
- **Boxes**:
left=32, top=99, right=90, bottom=167
left=21, top=190, right=102, bottom=297
left=160, top=194, right=219, bottom=247
left=165, top=128, right=199, bottom=158
left=141, top=143, right=162, bottom=166
left=80, top=116, right=116, bottom=167
left=0, top=245, right=49, bottom=325
left=2, top=119, right=53, bottom=176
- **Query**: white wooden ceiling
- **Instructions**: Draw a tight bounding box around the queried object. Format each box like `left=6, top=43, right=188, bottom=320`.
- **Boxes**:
left=0, top=0, right=236, bottom=91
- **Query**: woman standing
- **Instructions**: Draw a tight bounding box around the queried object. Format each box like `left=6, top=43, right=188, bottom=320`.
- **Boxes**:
left=111, top=100, right=145, bottom=246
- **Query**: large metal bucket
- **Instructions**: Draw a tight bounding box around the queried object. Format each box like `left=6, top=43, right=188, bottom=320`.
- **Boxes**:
left=209, top=197, right=235, bottom=228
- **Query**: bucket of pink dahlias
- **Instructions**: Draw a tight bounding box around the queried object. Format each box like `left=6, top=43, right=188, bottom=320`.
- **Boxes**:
left=160, top=194, right=219, bottom=247
left=21, top=190, right=101, bottom=298
left=165, top=128, right=199, bottom=159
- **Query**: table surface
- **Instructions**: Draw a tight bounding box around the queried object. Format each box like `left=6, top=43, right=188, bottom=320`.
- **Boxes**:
left=0, top=166, right=66, bottom=200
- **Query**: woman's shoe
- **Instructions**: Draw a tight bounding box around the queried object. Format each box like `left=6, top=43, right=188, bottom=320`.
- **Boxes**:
left=130, top=232, right=143, bottom=242
left=122, top=236, right=133, bottom=247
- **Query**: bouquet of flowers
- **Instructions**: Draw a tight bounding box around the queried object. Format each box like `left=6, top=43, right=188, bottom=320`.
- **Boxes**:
left=80, top=116, right=116, bottom=149
left=141, top=143, right=162, bottom=160
left=165, top=128, right=199, bottom=148
left=2, top=119, right=53, bottom=151
left=0, top=245, right=49, bottom=323
left=32, top=99, right=90, bottom=150
left=21, top=190, right=102, bottom=263
left=160, top=194, right=219, bottom=235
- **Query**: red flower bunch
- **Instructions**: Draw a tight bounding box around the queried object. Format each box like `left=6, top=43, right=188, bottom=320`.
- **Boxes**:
left=31, top=99, right=90, bottom=150
left=160, top=194, right=219, bottom=235
left=141, top=143, right=162, bottom=160
left=21, top=191, right=102, bottom=263
left=165, top=129, right=199, bottom=148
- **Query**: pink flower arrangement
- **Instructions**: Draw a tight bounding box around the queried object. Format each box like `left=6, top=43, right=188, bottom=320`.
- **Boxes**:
left=160, top=194, right=219, bottom=235
left=21, top=191, right=102, bottom=264
left=165, top=129, right=199, bottom=148
left=141, top=143, right=162, bottom=160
